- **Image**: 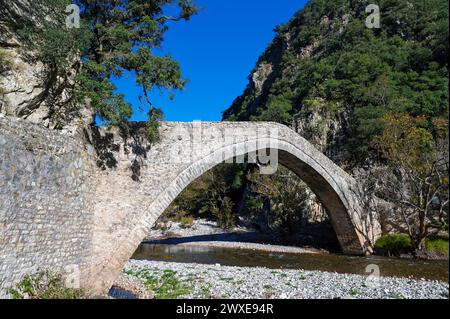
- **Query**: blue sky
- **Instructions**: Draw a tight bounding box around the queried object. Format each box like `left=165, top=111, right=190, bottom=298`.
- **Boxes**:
left=113, top=0, right=307, bottom=122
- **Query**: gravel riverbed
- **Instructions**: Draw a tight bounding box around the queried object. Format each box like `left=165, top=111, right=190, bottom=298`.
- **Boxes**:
left=121, top=260, right=449, bottom=299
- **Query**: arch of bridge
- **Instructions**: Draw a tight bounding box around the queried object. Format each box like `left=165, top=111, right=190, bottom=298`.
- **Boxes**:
left=87, top=122, right=376, bottom=294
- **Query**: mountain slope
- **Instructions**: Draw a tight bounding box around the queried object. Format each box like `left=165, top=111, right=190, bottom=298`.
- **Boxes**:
left=223, top=0, right=449, bottom=166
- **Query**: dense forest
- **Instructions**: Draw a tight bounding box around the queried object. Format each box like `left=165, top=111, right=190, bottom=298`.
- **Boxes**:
left=224, top=0, right=448, bottom=165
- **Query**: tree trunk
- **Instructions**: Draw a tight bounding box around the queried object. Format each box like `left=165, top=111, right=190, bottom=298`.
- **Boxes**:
left=414, top=237, right=426, bottom=251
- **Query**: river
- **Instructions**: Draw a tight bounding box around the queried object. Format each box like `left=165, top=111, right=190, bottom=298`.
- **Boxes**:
left=132, top=243, right=449, bottom=282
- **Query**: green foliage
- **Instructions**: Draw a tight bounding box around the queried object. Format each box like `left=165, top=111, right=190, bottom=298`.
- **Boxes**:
left=247, top=166, right=310, bottom=235
left=371, top=114, right=449, bottom=249
left=372, top=113, right=435, bottom=171
left=425, top=236, right=449, bottom=255
left=199, top=283, right=213, bottom=299
left=18, top=0, right=197, bottom=137
left=168, top=164, right=245, bottom=225
left=223, top=0, right=449, bottom=165
left=9, top=271, right=85, bottom=299
left=375, top=234, right=449, bottom=256
left=374, top=234, right=413, bottom=253
left=0, top=50, right=12, bottom=75
left=178, top=215, right=195, bottom=228
left=145, top=107, right=164, bottom=143
left=212, top=196, right=235, bottom=229
left=74, top=60, right=133, bottom=129
left=17, top=0, right=90, bottom=71
left=251, top=94, right=293, bottom=125
left=125, top=269, right=191, bottom=299
left=246, top=195, right=264, bottom=212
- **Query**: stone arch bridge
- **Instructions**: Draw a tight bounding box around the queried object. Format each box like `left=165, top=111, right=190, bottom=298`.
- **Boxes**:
left=0, top=117, right=379, bottom=297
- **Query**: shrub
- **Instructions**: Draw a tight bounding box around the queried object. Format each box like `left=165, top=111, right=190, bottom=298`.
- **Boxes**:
left=212, top=197, right=235, bottom=229
left=125, top=269, right=191, bottom=299
left=425, top=236, right=449, bottom=255
left=9, top=271, right=85, bottom=299
left=166, top=211, right=194, bottom=228
left=0, top=50, right=12, bottom=74
left=178, top=216, right=194, bottom=229
left=374, top=234, right=413, bottom=255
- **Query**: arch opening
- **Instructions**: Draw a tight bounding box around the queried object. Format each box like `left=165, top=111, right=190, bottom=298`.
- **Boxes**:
left=143, top=161, right=342, bottom=253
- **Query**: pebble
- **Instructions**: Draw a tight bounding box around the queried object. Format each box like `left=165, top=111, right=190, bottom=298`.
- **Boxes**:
left=120, top=260, right=449, bottom=299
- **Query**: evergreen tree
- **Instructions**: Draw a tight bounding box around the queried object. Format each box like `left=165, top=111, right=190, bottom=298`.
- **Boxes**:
left=18, top=0, right=197, bottom=138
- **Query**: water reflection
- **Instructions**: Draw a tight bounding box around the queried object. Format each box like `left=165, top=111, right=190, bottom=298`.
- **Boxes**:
left=132, top=243, right=449, bottom=282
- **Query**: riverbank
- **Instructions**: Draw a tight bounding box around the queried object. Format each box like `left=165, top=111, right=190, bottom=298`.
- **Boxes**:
left=144, top=238, right=324, bottom=255
left=117, top=260, right=449, bottom=299
left=146, top=218, right=449, bottom=260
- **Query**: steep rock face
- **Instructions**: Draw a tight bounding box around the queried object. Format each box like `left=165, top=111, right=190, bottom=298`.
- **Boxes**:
left=223, top=7, right=352, bottom=164
left=292, top=100, right=350, bottom=164
left=0, top=0, right=92, bottom=133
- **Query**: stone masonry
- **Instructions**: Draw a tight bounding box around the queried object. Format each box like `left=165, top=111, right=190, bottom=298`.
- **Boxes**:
left=0, top=117, right=380, bottom=297
left=0, top=115, right=96, bottom=297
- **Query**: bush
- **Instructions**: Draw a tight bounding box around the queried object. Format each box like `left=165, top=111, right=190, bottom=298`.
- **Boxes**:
left=9, top=271, right=85, bottom=299
left=426, top=236, right=449, bottom=255
left=178, top=216, right=194, bottom=229
left=212, top=197, right=235, bottom=229
left=165, top=211, right=195, bottom=228
left=125, top=269, right=191, bottom=299
left=374, top=234, right=413, bottom=255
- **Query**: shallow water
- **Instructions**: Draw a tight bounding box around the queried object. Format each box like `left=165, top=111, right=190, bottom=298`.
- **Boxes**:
left=132, top=243, right=449, bottom=282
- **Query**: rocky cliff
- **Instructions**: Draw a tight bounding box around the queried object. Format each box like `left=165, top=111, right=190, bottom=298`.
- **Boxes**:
left=223, top=0, right=448, bottom=167
left=223, top=3, right=352, bottom=164
left=0, top=0, right=92, bottom=133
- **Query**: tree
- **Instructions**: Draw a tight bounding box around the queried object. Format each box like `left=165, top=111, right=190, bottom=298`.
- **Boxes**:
left=372, top=113, right=449, bottom=250
left=223, top=0, right=449, bottom=166
left=167, top=164, right=245, bottom=229
left=246, top=166, right=310, bottom=235
left=18, top=0, right=197, bottom=136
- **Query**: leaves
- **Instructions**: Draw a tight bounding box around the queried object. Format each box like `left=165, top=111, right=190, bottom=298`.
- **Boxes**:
left=372, top=113, right=434, bottom=174
left=223, top=0, right=449, bottom=165
left=371, top=113, right=449, bottom=249
left=18, top=0, right=197, bottom=137
left=9, top=271, right=85, bottom=299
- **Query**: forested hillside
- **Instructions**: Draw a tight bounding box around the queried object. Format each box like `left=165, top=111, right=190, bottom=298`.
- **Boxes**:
left=224, top=0, right=448, bottom=166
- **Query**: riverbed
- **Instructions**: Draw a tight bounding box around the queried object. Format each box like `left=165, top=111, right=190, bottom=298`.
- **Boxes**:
left=118, top=219, right=449, bottom=299
left=133, top=243, right=449, bottom=282
left=119, top=259, right=449, bottom=299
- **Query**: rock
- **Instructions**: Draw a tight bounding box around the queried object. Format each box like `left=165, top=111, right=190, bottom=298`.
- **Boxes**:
left=0, top=0, right=93, bottom=132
